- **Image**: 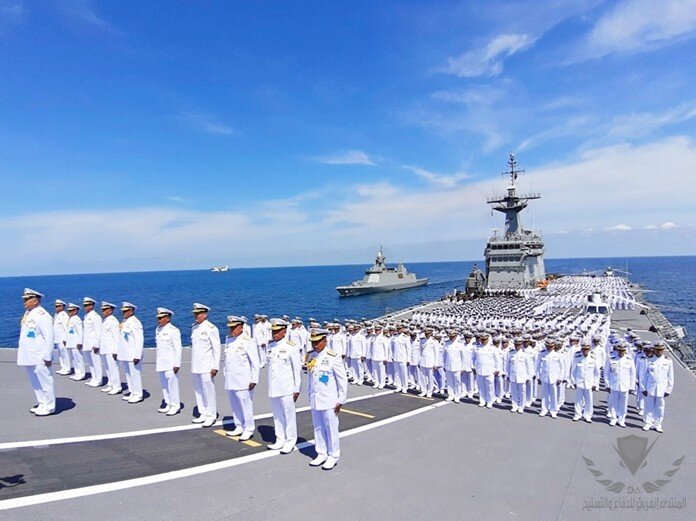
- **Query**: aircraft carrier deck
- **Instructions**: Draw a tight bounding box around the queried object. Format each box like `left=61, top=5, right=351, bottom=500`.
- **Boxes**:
left=0, top=286, right=694, bottom=521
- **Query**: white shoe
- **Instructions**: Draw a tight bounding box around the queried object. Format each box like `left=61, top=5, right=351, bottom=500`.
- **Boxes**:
left=29, top=405, right=40, bottom=413
left=280, top=443, right=295, bottom=454
left=418, top=392, right=426, bottom=397
left=539, top=409, right=548, bottom=417
left=378, top=384, right=385, bottom=389
left=426, top=393, right=433, bottom=398
left=192, top=416, right=206, bottom=424
left=322, top=456, right=338, bottom=470
left=86, top=380, right=100, bottom=387
left=486, top=402, right=493, bottom=409
left=393, top=387, right=401, bottom=393
left=121, top=393, right=131, bottom=401
left=638, top=408, right=644, bottom=416
left=517, top=408, right=524, bottom=414
left=70, top=375, right=85, bottom=381
left=101, top=386, right=112, bottom=393
left=655, top=425, right=664, bottom=433
left=158, top=405, right=170, bottom=413
left=128, top=395, right=143, bottom=404
left=610, top=418, right=618, bottom=426
left=239, top=431, right=253, bottom=441
left=166, top=407, right=180, bottom=416
left=618, top=420, right=626, bottom=428
left=108, top=387, right=122, bottom=395
left=309, top=455, right=327, bottom=467
left=57, top=369, right=71, bottom=375
left=572, top=415, right=581, bottom=421
left=202, top=416, right=217, bottom=428
left=511, top=406, right=518, bottom=413
left=642, top=423, right=651, bottom=431
left=446, top=396, right=454, bottom=402
left=267, top=441, right=284, bottom=450
left=400, top=388, right=407, bottom=394
left=584, top=416, right=592, bottom=423
left=453, top=397, right=460, bottom=403
left=478, top=401, right=486, bottom=407
left=34, top=406, right=55, bottom=416
left=226, top=426, right=244, bottom=436
left=550, top=412, right=557, bottom=418
left=372, top=384, right=379, bottom=389
left=356, top=381, right=363, bottom=386
left=495, top=398, right=502, bottom=404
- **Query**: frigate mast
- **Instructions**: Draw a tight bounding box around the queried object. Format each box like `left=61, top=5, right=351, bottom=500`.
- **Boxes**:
left=483, top=154, right=546, bottom=289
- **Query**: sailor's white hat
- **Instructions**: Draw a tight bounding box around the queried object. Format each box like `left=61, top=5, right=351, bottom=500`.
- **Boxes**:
left=157, top=307, right=174, bottom=317
left=67, top=303, right=80, bottom=310
left=55, top=299, right=67, bottom=306
left=101, top=301, right=116, bottom=309
left=309, top=328, right=330, bottom=342
left=227, top=315, right=244, bottom=327
left=192, top=303, right=210, bottom=313
left=240, top=316, right=248, bottom=324
left=83, top=297, right=97, bottom=306
left=121, top=301, right=137, bottom=311
left=270, top=318, right=289, bottom=330
left=22, top=288, right=43, bottom=299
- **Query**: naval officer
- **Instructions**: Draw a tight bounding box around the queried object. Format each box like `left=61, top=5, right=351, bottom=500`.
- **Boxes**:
left=18, top=288, right=55, bottom=416
left=441, top=329, right=465, bottom=402
left=570, top=342, right=600, bottom=422
left=190, top=303, right=221, bottom=427
left=605, top=343, right=635, bottom=427
left=306, top=328, right=347, bottom=470
left=99, top=301, right=122, bottom=395
left=66, top=303, right=85, bottom=380
left=267, top=318, right=302, bottom=452
left=117, top=302, right=144, bottom=403
left=53, top=299, right=71, bottom=375
left=223, top=315, right=260, bottom=440
left=536, top=339, right=564, bottom=418
left=82, top=297, right=103, bottom=387
left=472, top=331, right=498, bottom=408
left=155, top=307, right=183, bottom=415
left=506, top=337, right=534, bottom=413
left=640, top=342, right=674, bottom=433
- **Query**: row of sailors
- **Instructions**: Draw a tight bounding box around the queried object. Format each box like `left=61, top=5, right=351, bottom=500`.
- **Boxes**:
left=18, top=289, right=346, bottom=469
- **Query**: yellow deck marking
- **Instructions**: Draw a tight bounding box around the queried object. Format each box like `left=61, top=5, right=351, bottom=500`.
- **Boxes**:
left=213, top=429, right=262, bottom=447
left=340, top=408, right=376, bottom=419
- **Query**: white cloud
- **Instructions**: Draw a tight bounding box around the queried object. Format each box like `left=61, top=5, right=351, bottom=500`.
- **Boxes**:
left=610, top=102, right=696, bottom=138
left=56, top=0, right=121, bottom=36
left=166, top=195, right=187, bottom=203
left=313, top=150, right=376, bottom=166
left=431, top=86, right=506, bottom=105
left=661, top=221, right=677, bottom=229
left=643, top=224, right=657, bottom=230
left=181, top=112, right=235, bottom=136
left=604, top=224, right=632, bottom=232
left=582, top=0, right=696, bottom=59
left=443, top=33, right=534, bottom=77
left=402, top=165, right=470, bottom=188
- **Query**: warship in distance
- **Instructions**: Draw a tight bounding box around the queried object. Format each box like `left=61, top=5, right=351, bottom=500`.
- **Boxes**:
left=336, top=247, right=428, bottom=297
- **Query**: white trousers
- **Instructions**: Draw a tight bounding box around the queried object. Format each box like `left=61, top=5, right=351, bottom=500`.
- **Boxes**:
left=25, top=364, right=55, bottom=410
left=270, top=394, right=297, bottom=445
left=159, top=370, right=180, bottom=408
left=461, top=371, right=475, bottom=397
left=311, top=408, right=340, bottom=459
left=192, top=372, right=217, bottom=418
left=104, top=354, right=121, bottom=390
left=510, top=381, right=526, bottom=409
left=87, top=349, right=103, bottom=383
left=644, top=395, right=665, bottom=427
left=574, top=387, right=593, bottom=419
left=349, top=357, right=363, bottom=383
left=494, top=374, right=505, bottom=400
left=540, top=381, right=559, bottom=413
left=408, top=365, right=419, bottom=387
left=525, top=378, right=536, bottom=405
left=419, top=366, right=435, bottom=393
left=121, top=360, right=143, bottom=397
left=386, top=361, right=394, bottom=382
left=56, top=343, right=71, bottom=372
left=635, top=383, right=645, bottom=410
left=373, top=361, right=386, bottom=386
left=434, top=367, right=446, bottom=391
left=445, top=370, right=462, bottom=398
left=70, top=348, right=85, bottom=378
left=476, top=374, right=494, bottom=404
left=227, top=389, right=255, bottom=433
left=608, top=389, right=629, bottom=420
left=393, top=362, right=408, bottom=389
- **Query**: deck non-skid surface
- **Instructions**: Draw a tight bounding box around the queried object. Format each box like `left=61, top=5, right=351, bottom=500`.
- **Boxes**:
left=0, top=391, right=431, bottom=501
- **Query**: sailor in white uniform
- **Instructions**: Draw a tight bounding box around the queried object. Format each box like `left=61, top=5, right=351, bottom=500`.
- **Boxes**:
left=252, top=314, right=271, bottom=367
left=306, top=328, right=347, bottom=471
left=155, top=307, right=183, bottom=415
left=99, top=301, right=122, bottom=395
left=418, top=328, right=439, bottom=398
left=370, top=324, right=388, bottom=389
left=267, top=318, right=302, bottom=451
left=117, top=302, right=145, bottom=404
left=605, top=343, right=635, bottom=427
left=442, top=329, right=465, bottom=402
left=461, top=332, right=476, bottom=399
left=392, top=324, right=411, bottom=393
left=347, top=324, right=367, bottom=385
left=18, top=288, right=55, bottom=416
left=224, top=315, right=260, bottom=439
left=506, top=337, right=534, bottom=413
left=82, top=297, right=103, bottom=387
left=53, top=299, right=71, bottom=375
left=472, top=331, right=498, bottom=408
left=190, top=303, right=221, bottom=427
left=570, top=341, right=600, bottom=422
left=66, top=303, right=85, bottom=380
left=536, top=339, right=564, bottom=418
left=640, top=342, right=674, bottom=432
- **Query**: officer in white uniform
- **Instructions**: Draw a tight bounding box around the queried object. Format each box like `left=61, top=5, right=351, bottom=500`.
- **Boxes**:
left=605, top=343, right=636, bottom=427
left=224, top=315, right=260, bottom=439
left=536, top=339, right=564, bottom=418
left=53, top=299, right=71, bottom=375
left=441, top=329, right=465, bottom=402
left=472, top=331, right=498, bottom=408
left=306, top=328, right=347, bottom=470
left=99, top=301, right=122, bottom=395
left=347, top=324, right=365, bottom=385
left=252, top=314, right=271, bottom=367
left=267, top=318, right=302, bottom=451
left=82, top=297, right=103, bottom=387
left=190, top=303, right=221, bottom=427
left=155, top=307, right=183, bottom=415
left=506, top=337, right=534, bottom=413
left=370, top=324, right=388, bottom=389
left=392, top=325, right=411, bottom=393
left=418, top=328, right=438, bottom=398
left=640, top=342, right=674, bottom=432
left=570, top=342, right=600, bottom=422
left=460, top=332, right=475, bottom=399
left=66, top=303, right=85, bottom=380
left=117, top=302, right=144, bottom=403
left=18, top=288, right=55, bottom=416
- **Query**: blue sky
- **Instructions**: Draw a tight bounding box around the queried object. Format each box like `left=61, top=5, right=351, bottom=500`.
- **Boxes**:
left=1, top=0, right=696, bottom=276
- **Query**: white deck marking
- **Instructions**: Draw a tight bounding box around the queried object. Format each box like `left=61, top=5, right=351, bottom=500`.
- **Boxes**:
left=0, top=390, right=393, bottom=450
left=0, top=398, right=449, bottom=510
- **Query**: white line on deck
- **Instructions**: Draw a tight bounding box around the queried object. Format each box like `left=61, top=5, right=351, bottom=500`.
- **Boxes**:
left=0, top=399, right=450, bottom=510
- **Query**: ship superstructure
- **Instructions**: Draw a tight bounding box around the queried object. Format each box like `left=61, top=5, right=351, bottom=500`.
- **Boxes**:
left=484, top=154, right=545, bottom=289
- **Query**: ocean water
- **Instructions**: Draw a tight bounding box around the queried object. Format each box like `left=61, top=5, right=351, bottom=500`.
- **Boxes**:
left=1, top=256, right=694, bottom=347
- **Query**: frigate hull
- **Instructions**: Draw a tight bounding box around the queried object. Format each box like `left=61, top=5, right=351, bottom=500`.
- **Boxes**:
left=336, top=277, right=428, bottom=297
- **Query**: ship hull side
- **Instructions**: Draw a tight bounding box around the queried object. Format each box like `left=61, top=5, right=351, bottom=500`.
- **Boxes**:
left=336, top=278, right=428, bottom=297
